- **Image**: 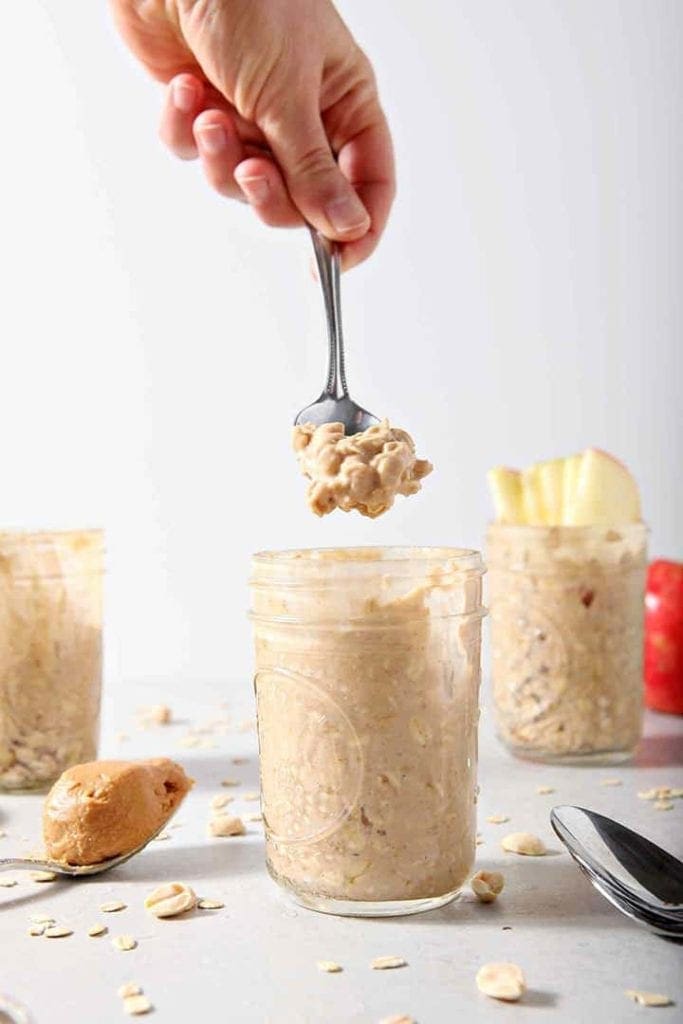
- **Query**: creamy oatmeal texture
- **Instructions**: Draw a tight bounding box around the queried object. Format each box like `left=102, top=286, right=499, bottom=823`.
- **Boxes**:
left=292, top=419, right=432, bottom=517
left=43, top=758, right=193, bottom=864
left=0, top=529, right=103, bottom=791
left=250, top=547, right=484, bottom=910
left=488, top=523, right=647, bottom=762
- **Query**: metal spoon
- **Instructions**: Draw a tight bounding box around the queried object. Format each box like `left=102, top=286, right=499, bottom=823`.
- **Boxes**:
left=0, top=818, right=171, bottom=878
left=294, top=228, right=379, bottom=436
left=551, top=805, right=683, bottom=938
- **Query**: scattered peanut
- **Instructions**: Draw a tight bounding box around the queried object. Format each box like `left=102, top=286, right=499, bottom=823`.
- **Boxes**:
left=144, top=882, right=197, bottom=918
left=501, top=832, right=546, bottom=856
left=476, top=962, right=526, bottom=1001
left=470, top=870, right=505, bottom=903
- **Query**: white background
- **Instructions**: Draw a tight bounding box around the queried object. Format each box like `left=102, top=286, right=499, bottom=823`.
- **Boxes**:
left=1, top=0, right=681, bottom=685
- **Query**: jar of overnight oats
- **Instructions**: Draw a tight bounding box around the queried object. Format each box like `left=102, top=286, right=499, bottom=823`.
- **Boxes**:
left=249, top=547, right=485, bottom=917
left=0, top=530, right=103, bottom=792
left=487, top=523, right=647, bottom=765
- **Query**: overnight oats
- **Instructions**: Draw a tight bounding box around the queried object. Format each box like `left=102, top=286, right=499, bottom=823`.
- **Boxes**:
left=488, top=523, right=647, bottom=764
left=0, top=529, right=103, bottom=791
left=250, top=547, right=485, bottom=916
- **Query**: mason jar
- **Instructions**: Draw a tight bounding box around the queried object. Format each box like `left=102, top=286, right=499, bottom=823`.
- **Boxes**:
left=487, top=523, right=647, bottom=765
left=0, top=529, right=103, bottom=791
left=249, top=546, right=485, bottom=917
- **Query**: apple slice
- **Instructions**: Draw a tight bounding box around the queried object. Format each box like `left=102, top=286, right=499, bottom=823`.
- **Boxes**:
left=521, top=465, right=545, bottom=524
left=562, top=453, right=582, bottom=524
left=487, top=468, right=524, bottom=523
left=537, top=459, right=564, bottom=525
left=564, top=448, right=641, bottom=525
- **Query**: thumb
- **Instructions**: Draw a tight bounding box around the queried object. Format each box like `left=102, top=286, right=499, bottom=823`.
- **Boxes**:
left=261, top=98, right=370, bottom=242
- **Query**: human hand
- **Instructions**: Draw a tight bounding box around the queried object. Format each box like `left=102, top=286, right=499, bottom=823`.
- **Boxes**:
left=110, top=0, right=395, bottom=268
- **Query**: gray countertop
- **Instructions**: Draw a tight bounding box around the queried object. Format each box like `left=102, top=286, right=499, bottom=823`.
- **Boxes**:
left=1, top=680, right=681, bottom=1023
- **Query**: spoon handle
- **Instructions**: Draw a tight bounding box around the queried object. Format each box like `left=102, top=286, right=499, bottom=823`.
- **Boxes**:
left=0, top=857, right=49, bottom=871
left=309, top=228, right=348, bottom=400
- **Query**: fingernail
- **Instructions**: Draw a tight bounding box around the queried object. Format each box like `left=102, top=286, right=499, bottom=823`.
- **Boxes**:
left=236, top=175, right=270, bottom=204
left=325, top=194, right=369, bottom=235
left=197, top=124, right=227, bottom=155
left=172, top=80, right=196, bottom=114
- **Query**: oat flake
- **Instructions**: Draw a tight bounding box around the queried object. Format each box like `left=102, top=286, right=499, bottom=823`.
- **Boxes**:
left=118, top=983, right=142, bottom=999
left=625, top=990, right=674, bottom=1007
left=654, top=801, right=674, bottom=811
left=123, top=994, right=153, bottom=1016
left=317, top=960, right=343, bottom=973
left=100, top=900, right=127, bottom=913
left=379, top=1017, right=416, bottom=1024
left=486, top=814, right=509, bottom=825
left=30, top=871, right=57, bottom=883
left=113, top=935, right=137, bottom=951
left=44, top=926, right=73, bottom=938
left=221, top=778, right=240, bottom=787
left=88, top=923, right=107, bottom=937
left=197, top=898, right=225, bottom=910
left=211, top=794, right=233, bottom=810
left=28, top=925, right=46, bottom=936
left=600, top=778, right=622, bottom=787
left=371, top=956, right=407, bottom=970
left=209, top=815, right=245, bottom=837
left=536, top=786, right=555, bottom=795
left=0, top=879, right=18, bottom=888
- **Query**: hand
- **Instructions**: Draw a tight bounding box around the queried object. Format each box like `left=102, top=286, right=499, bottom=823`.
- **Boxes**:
left=110, top=0, right=395, bottom=268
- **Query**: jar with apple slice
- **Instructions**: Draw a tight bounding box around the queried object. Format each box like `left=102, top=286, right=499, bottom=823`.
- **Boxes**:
left=487, top=522, right=647, bottom=764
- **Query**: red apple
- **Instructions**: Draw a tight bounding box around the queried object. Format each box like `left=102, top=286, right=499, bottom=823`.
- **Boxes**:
left=644, top=559, right=683, bottom=714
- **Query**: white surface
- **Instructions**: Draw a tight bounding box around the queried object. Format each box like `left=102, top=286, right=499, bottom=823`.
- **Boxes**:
left=0, top=1, right=681, bottom=684
left=1, top=681, right=682, bottom=1024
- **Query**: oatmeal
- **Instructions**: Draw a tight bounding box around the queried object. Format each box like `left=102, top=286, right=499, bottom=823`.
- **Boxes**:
left=488, top=523, right=647, bottom=763
left=292, top=419, right=432, bottom=517
left=43, top=758, right=193, bottom=864
left=0, top=529, right=103, bottom=791
left=250, top=547, right=484, bottom=913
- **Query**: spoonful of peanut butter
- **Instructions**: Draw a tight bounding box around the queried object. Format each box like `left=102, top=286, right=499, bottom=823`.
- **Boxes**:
left=0, top=758, right=193, bottom=877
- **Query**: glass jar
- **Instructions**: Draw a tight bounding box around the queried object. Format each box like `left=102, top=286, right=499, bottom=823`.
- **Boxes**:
left=0, top=529, right=103, bottom=792
left=249, top=546, right=485, bottom=917
left=487, top=523, right=647, bottom=765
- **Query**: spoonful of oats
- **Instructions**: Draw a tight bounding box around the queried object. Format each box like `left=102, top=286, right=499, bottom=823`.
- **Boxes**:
left=293, top=418, right=432, bottom=518
left=293, top=230, right=432, bottom=517
left=0, top=758, right=193, bottom=877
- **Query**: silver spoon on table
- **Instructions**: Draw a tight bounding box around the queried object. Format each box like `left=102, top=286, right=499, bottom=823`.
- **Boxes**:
left=0, top=818, right=171, bottom=878
left=551, top=805, right=683, bottom=938
left=294, top=228, right=379, bottom=436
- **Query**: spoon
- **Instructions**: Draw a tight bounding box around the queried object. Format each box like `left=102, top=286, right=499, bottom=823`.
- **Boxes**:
left=551, top=805, right=683, bottom=938
left=0, top=818, right=171, bottom=878
left=294, top=228, right=379, bottom=436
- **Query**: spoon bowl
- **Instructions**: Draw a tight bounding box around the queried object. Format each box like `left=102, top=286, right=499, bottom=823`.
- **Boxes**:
left=551, top=805, right=683, bottom=938
left=0, top=818, right=172, bottom=878
left=294, top=228, right=379, bottom=436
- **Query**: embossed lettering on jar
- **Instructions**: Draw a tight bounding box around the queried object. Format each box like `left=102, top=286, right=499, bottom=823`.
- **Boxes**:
left=487, top=523, right=647, bottom=765
left=249, top=547, right=485, bottom=917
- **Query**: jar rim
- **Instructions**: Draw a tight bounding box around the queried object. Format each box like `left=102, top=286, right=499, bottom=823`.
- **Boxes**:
left=486, top=521, right=648, bottom=538
left=252, top=545, right=484, bottom=580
